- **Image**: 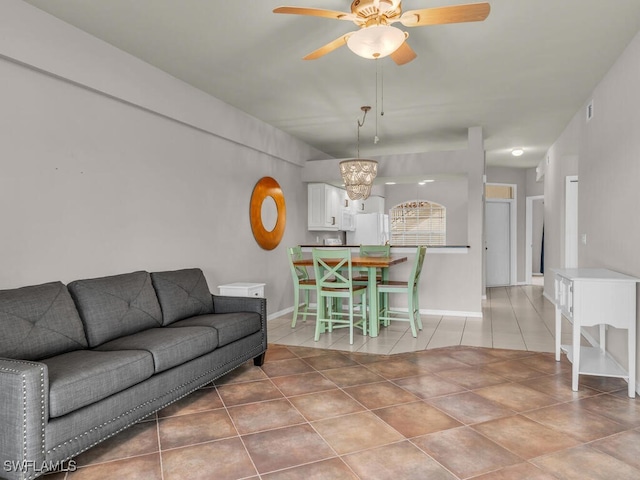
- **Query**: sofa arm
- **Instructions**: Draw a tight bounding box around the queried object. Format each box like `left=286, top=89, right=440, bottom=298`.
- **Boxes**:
left=212, top=294, right=266, bottom=320
left=212, top=295, right=267, bottom=362
left=0, top=358, right=48, bottom=480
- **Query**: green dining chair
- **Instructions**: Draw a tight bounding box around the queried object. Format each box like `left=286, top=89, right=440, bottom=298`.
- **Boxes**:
left=312, top=248, right=367, bottom=345
left=377, top=246, right=427, bottom=337
left=353, top=244, right=391, bottom=283
left=288, top=246, right=316, bottom=327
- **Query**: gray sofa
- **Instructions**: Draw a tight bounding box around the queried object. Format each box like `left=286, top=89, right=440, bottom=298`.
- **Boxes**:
left=0, top=268, right=267, bottom=480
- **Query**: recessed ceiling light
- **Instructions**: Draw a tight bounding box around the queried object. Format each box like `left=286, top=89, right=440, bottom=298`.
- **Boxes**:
left=511, top=148, right=524, bottom=157
left=423, top=179, right=435, bottom=183
left=385, top=181, right=396, bottom=185
left=418, top=182, right=426, bottom=185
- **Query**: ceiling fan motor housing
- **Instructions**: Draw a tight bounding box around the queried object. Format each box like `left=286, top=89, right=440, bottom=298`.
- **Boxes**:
left=351, top=0, right=402, bottom=22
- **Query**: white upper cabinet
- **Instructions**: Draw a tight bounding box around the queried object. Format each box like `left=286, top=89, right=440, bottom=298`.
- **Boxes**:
left=308, top=184, right=384, bottom=230
left=353, top=195, right=385, bottom=214
left=308, top=183, right=342, bottom=231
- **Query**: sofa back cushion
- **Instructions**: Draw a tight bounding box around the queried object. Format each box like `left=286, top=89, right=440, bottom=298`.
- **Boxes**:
left=0, top=282, right=88, bottom=360
left=68, top=271, right=163, bottom=347
left=151, top=268, right=214, bottom=325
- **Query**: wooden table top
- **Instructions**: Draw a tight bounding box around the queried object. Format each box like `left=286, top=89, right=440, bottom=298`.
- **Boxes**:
left=293, top=255, right=407, bottom=268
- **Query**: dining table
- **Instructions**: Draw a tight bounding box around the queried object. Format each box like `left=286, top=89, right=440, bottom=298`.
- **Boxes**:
left=292, top=253, right=408, bottom=337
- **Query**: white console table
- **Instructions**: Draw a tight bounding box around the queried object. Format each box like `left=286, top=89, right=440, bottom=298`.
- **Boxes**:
left=553, top=268, right=639, bottom=398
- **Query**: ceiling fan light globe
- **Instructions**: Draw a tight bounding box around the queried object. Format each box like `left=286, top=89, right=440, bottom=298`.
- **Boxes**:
left=346, top=25, right=405, bottom=59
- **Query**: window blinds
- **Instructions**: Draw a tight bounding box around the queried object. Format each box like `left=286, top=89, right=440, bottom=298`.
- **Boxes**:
left=390, top=201, right=446, bottom=245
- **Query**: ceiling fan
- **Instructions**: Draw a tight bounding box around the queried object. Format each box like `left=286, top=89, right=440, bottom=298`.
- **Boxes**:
left=273, top=1, right=490, bottom=65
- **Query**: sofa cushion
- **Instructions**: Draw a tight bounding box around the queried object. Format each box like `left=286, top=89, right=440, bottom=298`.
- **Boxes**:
left=169, top=312, right=261, bottom=347
left=68, top=271, right=163, bottom=347
left=0, top=282, right=88, bottom=360
left=151, top=268, right=214, bottom=326
left=95, top=326, right=218, bottom=373
left=43, top=349, right=154, bottom=418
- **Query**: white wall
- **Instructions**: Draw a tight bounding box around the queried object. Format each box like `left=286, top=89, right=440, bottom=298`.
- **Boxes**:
left=543, top=29, right=640, bottom=387
left=0, top=0, right=324, bottom=316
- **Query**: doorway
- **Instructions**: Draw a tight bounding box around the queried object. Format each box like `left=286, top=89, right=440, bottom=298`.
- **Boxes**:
left=526, top=195, right=544, bottom=284
left=486, top=200, right=513, bottom=286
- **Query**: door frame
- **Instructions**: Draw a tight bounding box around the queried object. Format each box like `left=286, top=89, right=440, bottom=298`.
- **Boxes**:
left=565, top=176, right=578, bottom=268
left=485, top=182, right=517, bottom=286
left=525, top=195, right=544, bottom=285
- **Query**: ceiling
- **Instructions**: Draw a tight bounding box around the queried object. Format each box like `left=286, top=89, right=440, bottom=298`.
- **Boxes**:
left=23, top=0, right=640, bottom=168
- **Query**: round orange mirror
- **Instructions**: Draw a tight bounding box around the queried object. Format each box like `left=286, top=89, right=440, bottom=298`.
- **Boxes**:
left=250, top=177, right=286, bottom=250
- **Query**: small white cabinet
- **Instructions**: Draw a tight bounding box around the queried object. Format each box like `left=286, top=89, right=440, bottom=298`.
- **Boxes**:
left=218, top=282, right=265, bottom=298
left=553, top=268, right=639, bottom=397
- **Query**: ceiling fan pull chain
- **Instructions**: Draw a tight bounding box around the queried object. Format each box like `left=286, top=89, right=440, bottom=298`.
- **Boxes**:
left=381, top=62, right=385, bottom=117
left=375, top=60, right=379, bottom=143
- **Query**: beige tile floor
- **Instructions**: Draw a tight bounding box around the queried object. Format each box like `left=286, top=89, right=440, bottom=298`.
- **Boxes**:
left=269, top=284, right=559, bottom=355
left=41, top=284, right=640, bottom=480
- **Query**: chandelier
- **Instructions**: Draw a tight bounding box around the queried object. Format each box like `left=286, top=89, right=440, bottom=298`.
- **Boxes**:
left=340, top=106, right=378, bottom=200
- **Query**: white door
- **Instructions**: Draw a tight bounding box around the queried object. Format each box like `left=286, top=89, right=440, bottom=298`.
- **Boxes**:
left=486, top=201, right=511, bottom=286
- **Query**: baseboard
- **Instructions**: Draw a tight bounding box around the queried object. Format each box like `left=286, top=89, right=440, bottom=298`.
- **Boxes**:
left=543, top=290, right=555, bottom=304
left=390, top=306, right=483, bottom=318
left=267, top=306, right=294, bottom=321
left=273, top=304, right=483, bottom=320
left=424, top=309, right=483, bottom=318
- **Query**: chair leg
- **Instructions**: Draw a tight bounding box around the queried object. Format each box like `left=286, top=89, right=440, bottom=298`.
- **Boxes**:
left=301, top=289, right=310, bottom=322
left=291, top=287, right=300, bottom=327
left=362, top=291, right=367, bottom=336
left=348, top=297, right=354, bottom=345
left=414, top=286, right=423, bottom=330
left=407, top=290, right=418, bottom=338
left=314, top=295, right=324, bottom=341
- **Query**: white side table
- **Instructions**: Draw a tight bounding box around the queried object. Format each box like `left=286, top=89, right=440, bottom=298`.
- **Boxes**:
left=553, top=268, right=639, bottom=398
left=218, top=282, right=265, bottom=298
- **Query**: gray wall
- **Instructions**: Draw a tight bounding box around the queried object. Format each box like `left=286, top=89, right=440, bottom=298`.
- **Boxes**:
left=0, top=1, right=325, bottom=317
left=384, top=178, right=469, bottom=246
left=543, top=28, right=640, bottom=388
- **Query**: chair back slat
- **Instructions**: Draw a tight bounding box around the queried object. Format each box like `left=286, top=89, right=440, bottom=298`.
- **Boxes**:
left=312, top=248, right=353, bottom=290
left=359, top=245, right=391, bottom=257
left=288, top=246, right=310, bottom=282
left=409, top=245, right=427, bottom=287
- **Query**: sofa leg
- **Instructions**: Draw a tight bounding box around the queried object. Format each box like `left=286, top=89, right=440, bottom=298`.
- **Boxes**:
left=253, top=352, right=266, bottom=366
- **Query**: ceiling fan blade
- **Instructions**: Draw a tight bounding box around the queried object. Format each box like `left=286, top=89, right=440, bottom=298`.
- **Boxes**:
left=303, top=33, right=352, bottom=60
left=390, top=40, right=417, bottom=65
left=399, top=2, right=490, bottom=27
left=273, top=6, right=355, bottom=21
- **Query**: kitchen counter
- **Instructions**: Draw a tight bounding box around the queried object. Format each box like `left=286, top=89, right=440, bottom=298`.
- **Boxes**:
left=300, top=245, right=470, bottom=254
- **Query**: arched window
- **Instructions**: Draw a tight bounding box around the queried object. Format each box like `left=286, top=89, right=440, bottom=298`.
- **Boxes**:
left=390, top=200, right=446, bottom=246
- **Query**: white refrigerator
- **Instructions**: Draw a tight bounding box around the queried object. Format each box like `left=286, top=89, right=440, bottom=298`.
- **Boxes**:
left=346, top=213, right=389, bottom=245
